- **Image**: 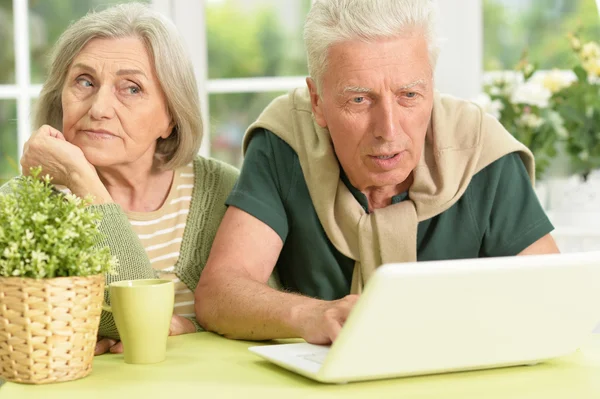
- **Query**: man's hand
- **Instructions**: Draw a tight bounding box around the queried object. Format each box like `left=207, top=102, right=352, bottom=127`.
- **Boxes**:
left=294, top=294, right=359, bottom=345
left=95, top=315, right=197, bottom=355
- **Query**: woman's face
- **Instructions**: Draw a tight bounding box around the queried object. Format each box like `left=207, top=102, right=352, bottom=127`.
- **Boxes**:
left=61, top=37, right=173, bottom=168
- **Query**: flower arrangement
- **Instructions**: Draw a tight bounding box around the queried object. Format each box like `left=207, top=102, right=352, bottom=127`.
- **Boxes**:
left=475, top=58, right=570, bottom=178
left=475, top=33, right=600, bottom=181
left=552, top=33, right=600, bottom=180
left=0, top=167, right=116, bottom=278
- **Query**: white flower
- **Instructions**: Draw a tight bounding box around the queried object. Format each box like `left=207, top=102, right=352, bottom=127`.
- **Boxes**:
left=472, top=93, right=504, bottom=119
left=511, top=81, right=552, bottom=108
left=518, top=113, right=544, bottom=129
left=484, top=71, right=524, bottom=96
left=489, top=86, right=501, bottom=96
left=538, top=70, right=575, bottom=93
left=31, top=250, right=49, bottom=263
left=63, top=229, right=80, bottom=240
left=31, top=212, right=48, bottom=224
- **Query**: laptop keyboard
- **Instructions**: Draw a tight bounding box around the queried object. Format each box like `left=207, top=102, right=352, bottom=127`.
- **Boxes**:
left=298, top=352, right=328, bottom=365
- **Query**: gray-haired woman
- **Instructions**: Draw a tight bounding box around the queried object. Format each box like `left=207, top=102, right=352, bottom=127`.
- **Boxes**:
left=4, top=3, right=238, bottom=354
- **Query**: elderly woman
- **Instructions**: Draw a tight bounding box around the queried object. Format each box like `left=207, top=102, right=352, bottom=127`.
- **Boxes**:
left=6, top=3, right=238, bottom=354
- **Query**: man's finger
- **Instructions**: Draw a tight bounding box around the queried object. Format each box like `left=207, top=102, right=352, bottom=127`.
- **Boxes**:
left=95, top=338, right=117, bottom=355
left=324, top=315, right=343, bottom=343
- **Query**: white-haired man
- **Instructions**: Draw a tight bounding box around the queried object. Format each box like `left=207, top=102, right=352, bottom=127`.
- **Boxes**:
left=195, top=0, right=559, bottom=344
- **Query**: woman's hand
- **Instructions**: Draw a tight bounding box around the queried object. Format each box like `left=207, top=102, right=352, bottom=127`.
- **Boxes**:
left=94, top=337, right=122, bottom=355
left=94, top=315, right=197, bottom=355
left=20, top=125, right=112, bottom=203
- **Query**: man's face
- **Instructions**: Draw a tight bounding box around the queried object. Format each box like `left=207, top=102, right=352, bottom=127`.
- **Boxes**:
left=308, top=33, right=434, bottom=192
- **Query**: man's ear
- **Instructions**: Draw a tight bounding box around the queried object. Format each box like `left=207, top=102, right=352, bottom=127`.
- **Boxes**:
left=306, top=77, right=327, bottom=128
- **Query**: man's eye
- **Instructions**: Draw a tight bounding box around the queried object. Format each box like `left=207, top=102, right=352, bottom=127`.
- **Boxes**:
left=352, top=97, right=365, bottom=104
left=405, top=92, right=417, bottom=98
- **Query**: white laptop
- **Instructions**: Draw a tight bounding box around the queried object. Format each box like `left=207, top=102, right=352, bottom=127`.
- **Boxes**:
left=249, top=251, right=600, bottom=383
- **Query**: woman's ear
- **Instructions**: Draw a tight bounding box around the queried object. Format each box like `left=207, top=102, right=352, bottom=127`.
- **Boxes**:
left=162, top=119, right=176, bottom=139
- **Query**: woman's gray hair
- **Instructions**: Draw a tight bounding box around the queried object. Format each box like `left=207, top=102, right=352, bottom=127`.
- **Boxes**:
left=35, top=2, right=201, bottom=170
left=304, top=0, right=442, bottom=90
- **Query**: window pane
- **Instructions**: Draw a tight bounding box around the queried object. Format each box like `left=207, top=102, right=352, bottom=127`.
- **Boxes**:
left=484, top=0, right=600, bottom=70
left=209, top=92, right=285, bottom=165
left=29, top=0, right=150, bottom=84
left=206, top=0, right=311, bottom=79
left=0, top=0, right=14, bottom=84
left=0, top=100, right=18, bottom=185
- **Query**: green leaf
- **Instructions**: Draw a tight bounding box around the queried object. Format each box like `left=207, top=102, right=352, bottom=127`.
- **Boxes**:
left=573, top=65, right=589, bottom=82
left=0, top=168, right=116, bottom=279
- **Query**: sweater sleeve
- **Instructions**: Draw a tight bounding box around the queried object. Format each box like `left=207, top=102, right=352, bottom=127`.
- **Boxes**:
left=90, top=203, right=157, bottom=340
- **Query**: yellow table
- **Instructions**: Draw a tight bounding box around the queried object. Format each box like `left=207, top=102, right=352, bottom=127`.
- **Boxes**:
left=3, top=332, right=600, bottom=399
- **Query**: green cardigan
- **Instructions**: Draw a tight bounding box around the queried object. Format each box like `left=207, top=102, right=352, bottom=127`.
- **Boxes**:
left=1, top=156, right=239, bottom=340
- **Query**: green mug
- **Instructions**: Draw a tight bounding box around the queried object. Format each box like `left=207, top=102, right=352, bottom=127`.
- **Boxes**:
left=103, top=279, right=174, bottom=364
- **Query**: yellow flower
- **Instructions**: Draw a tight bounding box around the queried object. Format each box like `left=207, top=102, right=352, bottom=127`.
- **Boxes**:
left=568, top=33, right=582, bottom=51
left=581, top=41, right=600, bottom=61
left=583, top=58, right=600, bottom=78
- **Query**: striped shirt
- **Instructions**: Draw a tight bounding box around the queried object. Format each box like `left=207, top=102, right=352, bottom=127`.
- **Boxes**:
left=126, top=164, right=195, bottom=318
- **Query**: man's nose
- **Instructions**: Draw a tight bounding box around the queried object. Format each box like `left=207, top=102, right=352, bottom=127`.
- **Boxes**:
left=373, top=98, right=401, bottom=141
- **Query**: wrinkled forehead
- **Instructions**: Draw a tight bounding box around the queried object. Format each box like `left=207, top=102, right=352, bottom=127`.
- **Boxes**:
left=322, top=36, right=433, bottom=92
left=68, top=37, right=155, bottom=78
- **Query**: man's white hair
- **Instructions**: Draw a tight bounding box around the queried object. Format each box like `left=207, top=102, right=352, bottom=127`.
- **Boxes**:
left=304, top=0, right=442, bottom=89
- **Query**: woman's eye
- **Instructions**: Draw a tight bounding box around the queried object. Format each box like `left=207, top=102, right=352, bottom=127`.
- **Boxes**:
left=128, top=86, right=141, bottom=95
left=77, top=78, right=93, bottom=88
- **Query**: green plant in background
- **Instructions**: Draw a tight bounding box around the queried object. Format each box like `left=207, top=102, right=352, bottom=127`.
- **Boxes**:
left=552, top=32, right=600, bottom=180
left=0, top=167, right=117, bottom=279
left=483, top=0, right=600, bottom=71
left=477, top=57, right=568, bottom=178
left=205, top=0, right=311, bottom=165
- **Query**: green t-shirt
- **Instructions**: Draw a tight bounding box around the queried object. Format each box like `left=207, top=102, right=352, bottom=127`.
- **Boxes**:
left=226, top=129, right=554, bottom=300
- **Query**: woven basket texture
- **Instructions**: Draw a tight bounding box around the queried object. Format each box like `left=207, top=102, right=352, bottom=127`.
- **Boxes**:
left=0, top=274, right=104, bottom=384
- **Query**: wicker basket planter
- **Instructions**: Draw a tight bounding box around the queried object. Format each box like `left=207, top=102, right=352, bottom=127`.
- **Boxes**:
left=0, top=274, right=104, bottom=384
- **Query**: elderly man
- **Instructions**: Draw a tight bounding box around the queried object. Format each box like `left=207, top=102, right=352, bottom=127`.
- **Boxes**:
left=195, top=0, right=559, bottom=344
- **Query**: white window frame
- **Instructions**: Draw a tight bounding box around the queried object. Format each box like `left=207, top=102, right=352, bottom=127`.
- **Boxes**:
left=1, top=0, right=484, bottom=166
left=6, top=0, right=600, bottom=165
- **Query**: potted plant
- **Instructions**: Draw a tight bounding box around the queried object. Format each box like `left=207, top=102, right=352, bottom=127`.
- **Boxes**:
left=479, top=57, right=571, bottom=179
left=0, top=167, right=116, bottom=384
left=541, top=33, right=600, bottom=215
left=553, top=33, right=600, bottom=182
left=475, top=56, right=569, bottom=209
